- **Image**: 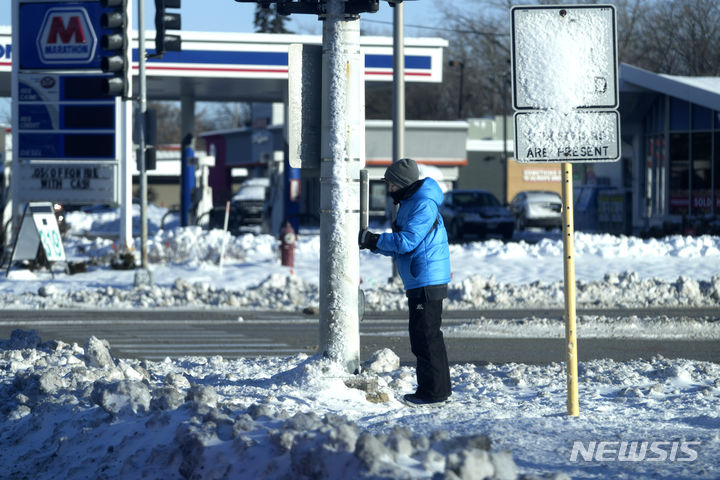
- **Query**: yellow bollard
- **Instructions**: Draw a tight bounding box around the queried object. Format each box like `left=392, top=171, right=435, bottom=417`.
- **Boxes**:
left=562, top=162, right=579, bottom=416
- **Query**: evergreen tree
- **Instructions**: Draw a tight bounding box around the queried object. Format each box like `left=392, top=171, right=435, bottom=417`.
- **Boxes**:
left=254, top=4, right=292, bottom=34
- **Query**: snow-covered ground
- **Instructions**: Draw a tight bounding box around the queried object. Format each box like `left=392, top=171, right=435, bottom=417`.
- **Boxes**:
left=2, top=205, right=720, bottom=311
left=1, top=206, right=719, bottom=479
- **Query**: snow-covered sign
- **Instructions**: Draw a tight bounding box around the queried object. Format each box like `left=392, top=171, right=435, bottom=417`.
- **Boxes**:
left=288, top=43, right=322, bottom=170
left=511, top=5, right=618, bottom=110
left=510, top=4, right=620, bottom=163
left=514, top=110, right=619, bottom=162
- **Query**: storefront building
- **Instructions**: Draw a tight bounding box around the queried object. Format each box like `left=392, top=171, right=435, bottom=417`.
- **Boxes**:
left=621, top=64, right=720, bottom=235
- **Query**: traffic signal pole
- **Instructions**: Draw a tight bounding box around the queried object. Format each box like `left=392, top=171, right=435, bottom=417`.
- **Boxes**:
left=318, top=0, right=364, bottom=374
left=389, top=0, right=403, bottom=280
left=138, top=0, right=149, bottom=270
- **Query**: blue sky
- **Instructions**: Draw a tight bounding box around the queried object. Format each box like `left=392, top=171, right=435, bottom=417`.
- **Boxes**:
left=0, top=0, right=463, bottom=39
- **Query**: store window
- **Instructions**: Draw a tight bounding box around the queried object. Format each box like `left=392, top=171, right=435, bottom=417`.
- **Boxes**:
left=693, top=105, right=712, bottom=131
left=646, top=135, right=666, bottom=216
left=670, top=98, right=690, bottom=131
left=669, top=133, right=689, bottom=214
left=715, top=131, right=720, bottom=211
left=691, top=132, right=712, bottom=213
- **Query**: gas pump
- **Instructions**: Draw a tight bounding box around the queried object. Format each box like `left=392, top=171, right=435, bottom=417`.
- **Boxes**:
left=180, top=134, right=196, bottom=226
left=192, top=152, right=215, bottom=226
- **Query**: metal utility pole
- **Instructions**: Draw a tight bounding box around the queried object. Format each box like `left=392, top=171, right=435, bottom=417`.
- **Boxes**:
left=388, top=0, right=404, bottom=280
left=502, top=71, right=508, bottom=203
left=448, top=60, right=464, bottom=119
left=139, top=0, right=148, bottom=268
left=134, top=0, right=152, bottom=285
left=392, top=0, right=405, bottom=163
left=318, top=0, right=364, bottom=374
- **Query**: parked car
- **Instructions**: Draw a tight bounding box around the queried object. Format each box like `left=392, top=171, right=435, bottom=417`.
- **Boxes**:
left=439, top=189, right=514, bottom=241
left=230, top=178, right=270, bottom=226
left=509, top=190, right=562, bottom=231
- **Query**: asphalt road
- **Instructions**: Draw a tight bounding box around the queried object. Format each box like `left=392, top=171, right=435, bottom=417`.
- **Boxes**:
left=0, top=308, right=717, bottom=365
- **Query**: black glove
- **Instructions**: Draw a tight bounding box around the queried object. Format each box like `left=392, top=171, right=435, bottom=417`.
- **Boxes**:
left=358, top=229, right=380, bottom=250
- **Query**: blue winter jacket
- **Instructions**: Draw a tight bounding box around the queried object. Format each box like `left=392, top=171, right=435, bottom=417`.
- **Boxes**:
left=375, top=178, right=451, bottom=291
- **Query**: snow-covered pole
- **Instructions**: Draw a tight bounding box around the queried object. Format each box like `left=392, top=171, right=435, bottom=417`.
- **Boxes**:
left=318, top=0, right=363, bottom=373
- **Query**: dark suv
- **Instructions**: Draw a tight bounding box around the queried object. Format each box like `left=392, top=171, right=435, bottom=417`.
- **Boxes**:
left=439, top=189, right=514, bottom=241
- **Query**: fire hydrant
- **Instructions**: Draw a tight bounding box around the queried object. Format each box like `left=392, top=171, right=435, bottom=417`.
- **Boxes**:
left=280, top=221, right=296, bottom=268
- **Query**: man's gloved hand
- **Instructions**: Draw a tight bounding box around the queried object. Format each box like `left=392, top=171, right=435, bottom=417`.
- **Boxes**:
left=358, top=229, right=380, bottom=250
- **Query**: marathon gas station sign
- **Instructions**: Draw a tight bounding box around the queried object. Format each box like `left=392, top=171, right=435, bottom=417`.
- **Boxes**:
left=12, top=0, right=121, bottom=204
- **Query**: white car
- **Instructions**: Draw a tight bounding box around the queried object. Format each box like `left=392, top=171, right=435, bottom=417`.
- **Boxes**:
left=509, top=191, right=562, bottom=231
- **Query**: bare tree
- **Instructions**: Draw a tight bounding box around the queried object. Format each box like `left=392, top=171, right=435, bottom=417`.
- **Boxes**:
left=148, top=101, right=181, bottom=145
left=668, top=0, right=720, bottom=75
left=432, top=0, right=720, bottom=118
left=204, top=102, right=251, bottom=129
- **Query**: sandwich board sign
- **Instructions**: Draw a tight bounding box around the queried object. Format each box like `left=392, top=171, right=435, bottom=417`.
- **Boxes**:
left=510, top=4, right=620, bottom=163
left=7, top=202, right=66, bottom=275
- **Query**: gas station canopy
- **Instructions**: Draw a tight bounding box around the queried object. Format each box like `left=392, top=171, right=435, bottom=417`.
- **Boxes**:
left=0, top=26, right=447, bottom=101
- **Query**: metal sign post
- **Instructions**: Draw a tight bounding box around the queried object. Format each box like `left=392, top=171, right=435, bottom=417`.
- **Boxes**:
left=511, top=4, right=620, bottom=416
left=561, top=162, right=578, bottom=416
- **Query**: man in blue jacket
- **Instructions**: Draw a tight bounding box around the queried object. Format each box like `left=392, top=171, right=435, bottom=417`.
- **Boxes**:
left=359, top=158, right=452, bottom=406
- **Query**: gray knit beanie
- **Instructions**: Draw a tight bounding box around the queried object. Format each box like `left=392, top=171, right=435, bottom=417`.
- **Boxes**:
left=384, top=158, right=419, bottom=188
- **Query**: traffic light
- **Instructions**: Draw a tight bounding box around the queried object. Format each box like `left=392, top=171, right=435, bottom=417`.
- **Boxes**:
left=155, top=0, right=182, bottom=56
left=345, top=0, right=379, bottom=15
left=99, top=0, right=128, bottom=97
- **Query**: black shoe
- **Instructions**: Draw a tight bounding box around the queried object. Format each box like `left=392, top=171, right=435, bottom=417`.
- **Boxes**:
left=402, top=393, right=448, bottom=407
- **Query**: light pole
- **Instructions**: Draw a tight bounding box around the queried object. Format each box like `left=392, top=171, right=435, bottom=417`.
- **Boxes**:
left=448, top=60, right=465, bottom=119
left=502, top=70, right=510, bottom=203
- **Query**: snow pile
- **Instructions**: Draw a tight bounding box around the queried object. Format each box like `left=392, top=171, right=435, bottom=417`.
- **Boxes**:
left=3, top=216, right=720, bottom=310
left=70, top=227, right=277, bottom=267
left=448, top=272, right=720, bottom=310
left=443, top=315, right=720, bottom=340
left=4, top=269, right=720, bottom=311
left=0, top=273, right=317, bottom=310
left=0, top=330, right=519, bottom=480
left=1, top=330, right=719, bottom=479
left=65, top=203, right=176, bottom=237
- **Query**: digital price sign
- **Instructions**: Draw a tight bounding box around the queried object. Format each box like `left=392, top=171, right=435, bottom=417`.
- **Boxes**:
left=13, top=0, right=123, bottom=205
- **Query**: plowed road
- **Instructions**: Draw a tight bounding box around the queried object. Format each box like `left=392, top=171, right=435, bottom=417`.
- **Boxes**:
left=1, top=309, right=717, bottom=364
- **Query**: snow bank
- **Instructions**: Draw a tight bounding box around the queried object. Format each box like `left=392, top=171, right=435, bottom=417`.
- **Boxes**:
left=3, top=225, right=720, bottom=310
left=0, top=331, right=517, bottom=479
left=3, top=268, right=720, bottom=311
left=1, top=330, right=718, bottom=479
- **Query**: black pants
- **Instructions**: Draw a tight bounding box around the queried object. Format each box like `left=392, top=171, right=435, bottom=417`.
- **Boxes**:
left=407, top=287, right=451, bottom=401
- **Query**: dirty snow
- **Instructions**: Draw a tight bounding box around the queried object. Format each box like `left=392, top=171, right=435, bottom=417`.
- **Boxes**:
left=1, top=207, right=719, bottom=479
